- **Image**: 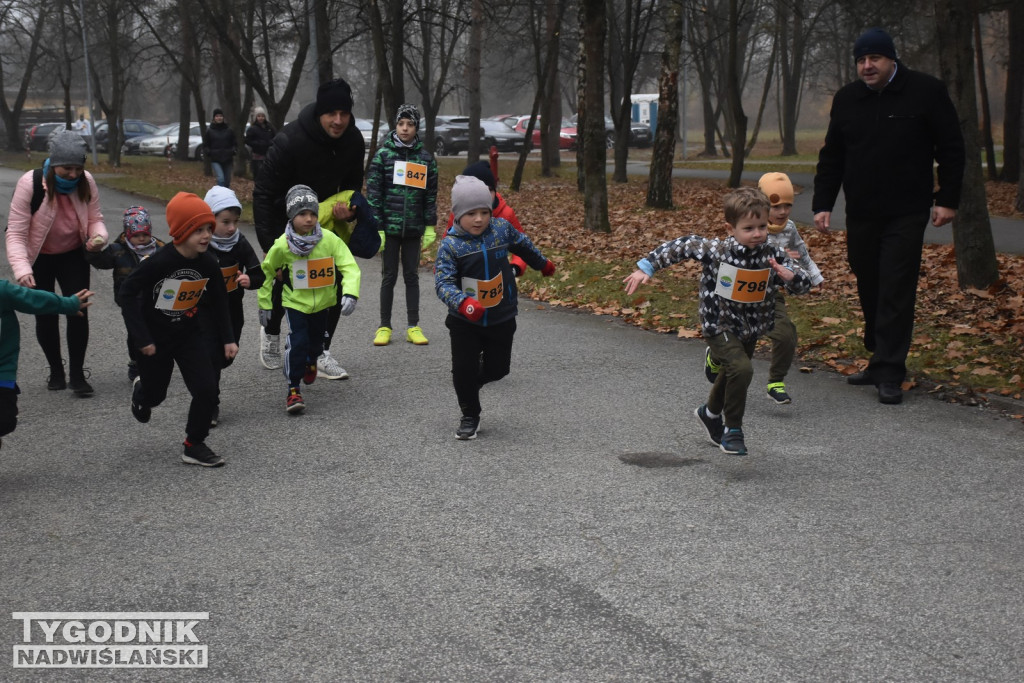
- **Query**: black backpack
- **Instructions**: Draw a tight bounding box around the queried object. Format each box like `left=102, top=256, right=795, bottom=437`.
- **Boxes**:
left=5, top=168, right=45, bottom=232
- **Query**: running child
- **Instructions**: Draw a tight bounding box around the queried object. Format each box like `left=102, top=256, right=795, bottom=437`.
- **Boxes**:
left=119, top=192, right=237, bottom=467
left=623, top=187, right=812, bottom=456
left=84, top=206, right=165, bottom=381
left=435, top=175, right=556, bottom=440
left=258, top=185, right=361, bottom=414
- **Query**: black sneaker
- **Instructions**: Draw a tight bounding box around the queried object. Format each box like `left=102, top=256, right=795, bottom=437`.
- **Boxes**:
left=703, top=347, right=720, bottom=384
left=181, top=441, right=225, bottom=467
left=456, top=415, right=480, bottom=440
left=766, top=382, right=791, bottom=405
left=210, top=407, right=220, bottom=428
left=130, top=377, right=151, bottom=423
left=127, top=361, right=139, bottom=381
left=720, top=427, right=748, bottom=456
left=47, top=366, right=66, bottom=391
left=69, top=370, right=93, bottom=396
left=694, top=404, right=724, bottom=445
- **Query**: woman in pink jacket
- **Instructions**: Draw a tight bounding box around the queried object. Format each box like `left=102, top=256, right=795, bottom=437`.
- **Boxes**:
left=5, top=130, right=107, bottom=395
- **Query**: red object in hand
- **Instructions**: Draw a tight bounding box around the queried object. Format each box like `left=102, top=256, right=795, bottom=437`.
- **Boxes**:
left=541, top=260, right=556, bottom=277
left=458, top=297, right=484, bottom=322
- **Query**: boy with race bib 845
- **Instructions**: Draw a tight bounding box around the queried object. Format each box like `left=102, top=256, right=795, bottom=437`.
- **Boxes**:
left=622, top=187, right=812, bottom=456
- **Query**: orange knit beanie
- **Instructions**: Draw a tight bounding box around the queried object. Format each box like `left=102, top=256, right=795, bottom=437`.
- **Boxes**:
left=166, top=192, right=215, bottom=245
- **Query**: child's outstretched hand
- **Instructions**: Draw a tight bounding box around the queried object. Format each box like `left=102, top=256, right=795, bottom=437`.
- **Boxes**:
left=768, top=257, right=795, bottom=282
left=224, top=343, right=239, bottom=360
left=622, top=269, right=650, bottom=295
left=73, top=289, right=95, bottom=316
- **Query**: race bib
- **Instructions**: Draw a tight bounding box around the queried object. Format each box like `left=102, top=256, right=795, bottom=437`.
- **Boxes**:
left=393, top=161, right=428, bottom=189
left=292, top=257, right=336, bottom=290
left=714, top=263, right=770, bottom=303
left=462, top=272, right=504, bottom=308
left=220, top=264, right=239, bottom=292
left=155, top=278, right=208, bottom=311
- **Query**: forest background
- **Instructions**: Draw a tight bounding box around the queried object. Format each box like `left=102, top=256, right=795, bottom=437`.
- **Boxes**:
left=0, top=0, right=1022, bottom=412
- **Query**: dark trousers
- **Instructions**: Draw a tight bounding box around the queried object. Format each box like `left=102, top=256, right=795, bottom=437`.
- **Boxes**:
left=380, top=234, right=422, bottom=328
left=846, top=212, right=929, bottom=384
left=0, top=386, right=19, bottom=436
left=263, top=278, right=285, bottom=335
left=446, top=315, right=516, bottom=418
left=32, top=249, right=91, bottom=376
left=284, top=308, right=328, bottom=389
left=134, top=333, right=219, bottom=444
left=765, top=295, right=797, bottom=383
left=706, top=333, right=757, bottom=429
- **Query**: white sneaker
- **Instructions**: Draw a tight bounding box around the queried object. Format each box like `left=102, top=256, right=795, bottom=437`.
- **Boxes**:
left=259, top=328, right=282, bottom=369
left=317, top=349, right=349, bottom=380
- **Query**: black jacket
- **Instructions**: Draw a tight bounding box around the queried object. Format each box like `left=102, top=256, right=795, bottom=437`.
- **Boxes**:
left=244, top=121, right=276, bottom=157
left=252, top=102, right=365, bottom=251
left=812, top=63, right=964, bottom=220
left=203, top=122, right=237, bottom=165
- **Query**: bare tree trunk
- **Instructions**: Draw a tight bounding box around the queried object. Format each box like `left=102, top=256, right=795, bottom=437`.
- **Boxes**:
left=581, top=0, right=609, bottom=232
left=934, top=0, right=999, bottom=289
left=724, top=0, right=746, bottom=187
left=0, top=6, right=48, bottom=151
left=647, top=0, right=683, bottom=209
left=465, top=0, right=483, bottom=164
left=540, top=0, right=563, bottom=175
left=973, top=15, right=996, bottom=181
left=575, top=0, right=586, bottom=193
left=1001, top=2, right=1022, bottom=183
left=314, top=0, right=332, bottom=83
left=745, top=37, right=775, bottom=154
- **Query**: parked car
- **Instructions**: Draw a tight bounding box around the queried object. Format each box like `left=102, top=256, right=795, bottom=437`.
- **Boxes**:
left=431, top=116, right=471, bottom=156
left=95, top=119, right=159, bottom=153
left=24, top=122, right=66, bottom=152
left=512, top=116, right=577, bottom=150
left=479, top=120, right=525, bottom=153
left=569, top=114, right=653, bottom=148
left=485, top=114, right=519, bottom=129
left=354, top=117, right=390, bottom=148
left=135, top=122, right=204, bottom=159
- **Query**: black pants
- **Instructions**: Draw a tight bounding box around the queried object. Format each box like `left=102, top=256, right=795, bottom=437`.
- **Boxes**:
left=446, top=315, right=516, bottom=418
left=0, top=386, right=19, bottom=436
left=134, top=332, right=219, bottom=444
left=284, top=308, right=328, bottom=390
left=32, top=249, right=91, bottom=376
left=380, top=234, right=422, bottom=328
left=846, top=212, right=929, bottom=384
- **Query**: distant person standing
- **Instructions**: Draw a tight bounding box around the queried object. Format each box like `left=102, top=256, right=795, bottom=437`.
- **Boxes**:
left=812, top=28, right=964, bottom=405
left=203, top=108, right=237, bottom=188
left=252, top=78, right=365, bottom=379
left=71, top=114, right=91, bottom=136
left=244, top=107, right=275, bottom=181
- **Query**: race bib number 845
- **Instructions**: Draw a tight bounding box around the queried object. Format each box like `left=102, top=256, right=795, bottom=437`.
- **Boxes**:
left=714, top=263, right=770, bottom=303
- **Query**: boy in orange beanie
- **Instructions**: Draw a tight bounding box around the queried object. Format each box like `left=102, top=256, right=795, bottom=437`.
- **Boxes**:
left=118, top=192, right=237, bottom=467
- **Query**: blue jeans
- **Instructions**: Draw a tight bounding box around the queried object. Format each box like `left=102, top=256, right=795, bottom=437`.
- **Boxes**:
left=211, top=161, right=233, bottom=187
left=284, top=308, right=329, bottom=389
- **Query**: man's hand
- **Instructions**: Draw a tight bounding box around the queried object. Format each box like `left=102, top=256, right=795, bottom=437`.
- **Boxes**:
left=224, top=343, right=239, bottom=360
left=140, top=344, right=157, bottom=356
left=814, top=211, right=831, bottom=233
left=332, top=203, right=356, bottom=222
left=932, top=206, right=956, bottom=227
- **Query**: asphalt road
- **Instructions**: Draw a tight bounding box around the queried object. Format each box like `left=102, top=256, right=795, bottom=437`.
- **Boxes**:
left=0, top=167, right=1022, bottom=681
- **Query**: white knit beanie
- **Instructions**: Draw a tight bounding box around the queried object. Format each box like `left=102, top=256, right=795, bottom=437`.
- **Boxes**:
left=451, top=175, right=492, bottom=223
left=204, top=185, right=242, bottom=215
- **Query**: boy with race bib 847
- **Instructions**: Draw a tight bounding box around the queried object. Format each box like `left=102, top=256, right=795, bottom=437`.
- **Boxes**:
left=622, top=187, right=812, bottom=456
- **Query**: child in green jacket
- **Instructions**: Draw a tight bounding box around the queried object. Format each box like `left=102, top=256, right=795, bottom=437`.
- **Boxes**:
left=258, top=185, right=361, bottom=414
left=0, top=280, right=92, bottom=447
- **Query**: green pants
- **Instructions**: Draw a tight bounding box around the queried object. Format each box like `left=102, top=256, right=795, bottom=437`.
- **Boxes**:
left=765, top=296, right=797, bottom=383
left=706, top=333, right=757, bottom=429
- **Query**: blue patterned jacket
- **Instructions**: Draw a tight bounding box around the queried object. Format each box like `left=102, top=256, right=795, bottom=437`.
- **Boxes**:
left=435, top=218, right=548, bottom=327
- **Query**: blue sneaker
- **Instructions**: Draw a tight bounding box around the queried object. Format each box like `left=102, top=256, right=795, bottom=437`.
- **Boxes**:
left=694, top=405, right=723, bottom=445
left=720, top=427, right=748, bottom=456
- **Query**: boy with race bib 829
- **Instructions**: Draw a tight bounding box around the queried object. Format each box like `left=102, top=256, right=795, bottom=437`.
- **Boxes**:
left=622, top=187, right=812, bottom=456
left=258, top=185, right=360, bottom=415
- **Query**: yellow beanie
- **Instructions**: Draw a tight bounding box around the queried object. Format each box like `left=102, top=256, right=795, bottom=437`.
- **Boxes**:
left=758, top=173, right=794, bottom=206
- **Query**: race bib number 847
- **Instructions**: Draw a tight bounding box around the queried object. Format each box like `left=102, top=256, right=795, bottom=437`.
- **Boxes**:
left=714, top=263, right=770, bottom=303
left=393, top=161, right=428, bottom=189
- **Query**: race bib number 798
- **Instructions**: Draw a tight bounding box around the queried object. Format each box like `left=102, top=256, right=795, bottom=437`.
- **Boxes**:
left=714, top=263, right=770, bottom=303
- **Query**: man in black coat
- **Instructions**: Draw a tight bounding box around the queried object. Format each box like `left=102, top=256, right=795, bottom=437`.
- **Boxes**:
left=252, top=78, right=366, bottom=378
left=812, top=28, right=964, bottom=405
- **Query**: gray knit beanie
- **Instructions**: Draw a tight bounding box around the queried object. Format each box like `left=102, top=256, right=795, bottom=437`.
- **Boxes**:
left=48, top=130, right=87, bottom=167
left=451, top=175, right=493, bottom=223
left=285, top=184, right=319, bottom=220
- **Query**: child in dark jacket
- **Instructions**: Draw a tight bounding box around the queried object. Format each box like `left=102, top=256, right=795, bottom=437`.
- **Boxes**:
left=366, top=103, right=438, bottom=347
left=623, top=187, right=812, bottom=456
left=202, top=186, right=265, bottom=426
left=119, top=192, right=237, bottom=467
left=434, top=175, right=556, bottom=441
left=85, top=206, right=165, bottom=381
left=0, top=280, right=92, bottom=448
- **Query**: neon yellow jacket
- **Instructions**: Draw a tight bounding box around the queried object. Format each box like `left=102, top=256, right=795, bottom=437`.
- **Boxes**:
left=258, top=228, right=361, bottom=314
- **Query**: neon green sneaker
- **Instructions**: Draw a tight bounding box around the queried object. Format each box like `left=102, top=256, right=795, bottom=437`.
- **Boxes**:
left=406, top=326, right=429, bottom=345
left=373, top=327, right=392, bottom=346
left=703, top=346, right=721, bottom=383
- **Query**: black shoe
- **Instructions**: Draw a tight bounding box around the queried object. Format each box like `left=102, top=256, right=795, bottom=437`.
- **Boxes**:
left=456, top=415, right=480, bottom=440
left=878, top=382, right=903, bottom=405
left=703, top=347, right=720, bottom=384
left=766, top=382, right=792, bottom=405
left=47, top=367, right=66, bottom=390
left=69, top=370, right=93, bottom=396
left=720, top=427, right=748, bottom=455
left=181, top=441, right=225, bottom=467
left=130, top=377, right=151, bottom=423
left=846, top=370, right=875, bottom=386
left=694, top=404, right=724, bottom=445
